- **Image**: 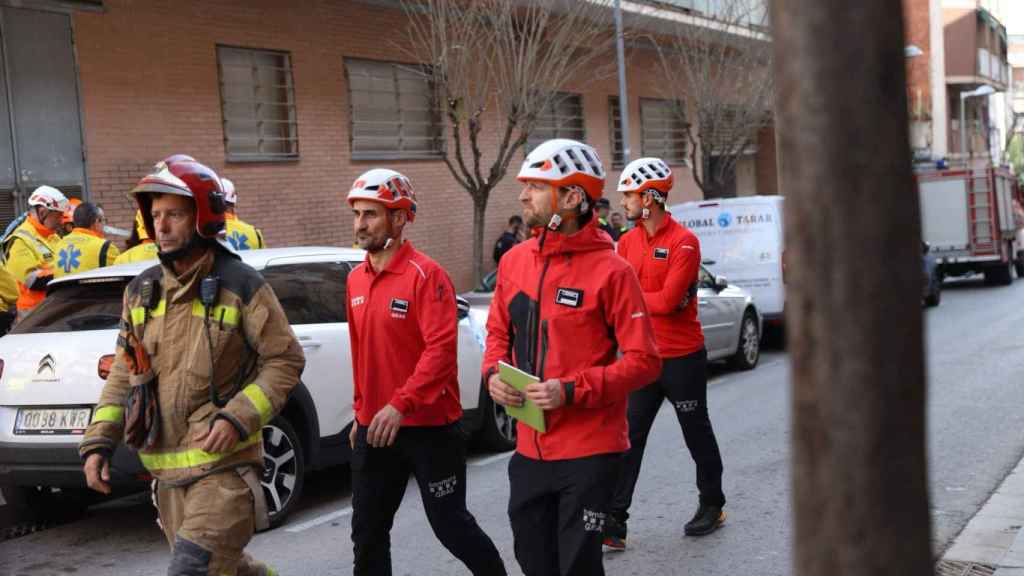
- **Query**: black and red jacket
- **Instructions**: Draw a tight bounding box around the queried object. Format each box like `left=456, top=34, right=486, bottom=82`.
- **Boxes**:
left=483, top=220, right=662, bottom=460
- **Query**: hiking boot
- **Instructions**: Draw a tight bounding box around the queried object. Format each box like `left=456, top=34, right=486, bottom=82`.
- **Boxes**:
left=684, top=504, right=725, bottom=536
left=602, top=514, right=628, bottom=551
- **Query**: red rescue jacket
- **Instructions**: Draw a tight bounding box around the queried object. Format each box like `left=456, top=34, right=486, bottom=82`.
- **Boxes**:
left=616, top=214, right=705, bottom=358
left=347, top=241, right=462, bottom=427
left=483, top=220, right=661, bottom=460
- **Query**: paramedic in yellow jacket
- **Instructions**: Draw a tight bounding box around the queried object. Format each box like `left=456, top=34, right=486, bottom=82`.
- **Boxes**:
left=3, top=186, right=68, bottom=316
left=80, top=158, right=304, bottom=576
left=54, top=202, right=120, bottom=278
left=221, top=178, right=265, bottom=250
left=114, top=210, right=159, bottom=265
left=0, top=266, right=18, bottom=333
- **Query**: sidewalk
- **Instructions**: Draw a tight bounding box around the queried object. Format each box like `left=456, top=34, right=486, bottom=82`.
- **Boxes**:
left=940, top=454, right=1024, bottom=575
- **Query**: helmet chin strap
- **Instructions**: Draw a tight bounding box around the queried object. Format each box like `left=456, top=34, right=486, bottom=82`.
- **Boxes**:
left=640, top=189, right=666, bottom=220
left=157, top=234, right=209, bottom=265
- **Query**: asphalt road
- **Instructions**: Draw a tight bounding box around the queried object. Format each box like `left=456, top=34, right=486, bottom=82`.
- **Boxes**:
left=2, top=275, right=1024, bottom=575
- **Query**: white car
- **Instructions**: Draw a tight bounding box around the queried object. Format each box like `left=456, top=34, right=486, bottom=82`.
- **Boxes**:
left=0, top=247, right=514, bottom=527
left=461, top=265, right=762, bottom=371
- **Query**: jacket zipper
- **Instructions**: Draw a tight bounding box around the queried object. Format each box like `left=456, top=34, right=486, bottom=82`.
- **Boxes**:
left=531, top=257, right=552, bottom=460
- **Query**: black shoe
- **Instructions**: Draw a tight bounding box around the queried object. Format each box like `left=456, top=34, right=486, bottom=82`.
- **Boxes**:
left=684, top=504, right=725, bottom=536
left=603, top=514, right=628, bottom=551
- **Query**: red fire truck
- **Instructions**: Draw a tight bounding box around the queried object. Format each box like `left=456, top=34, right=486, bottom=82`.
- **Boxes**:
left=916, top=165, right=1024, bottom=285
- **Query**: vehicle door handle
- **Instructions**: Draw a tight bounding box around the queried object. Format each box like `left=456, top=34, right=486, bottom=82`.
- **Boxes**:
left=298, top=336, right=322, bottom=350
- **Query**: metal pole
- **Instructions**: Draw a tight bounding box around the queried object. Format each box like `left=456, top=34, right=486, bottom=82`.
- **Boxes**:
left=961, top=92, right=969, bottom=161
left=772, top=0, right=933, bottom=574
left=614, top=0, right=631, bottom=164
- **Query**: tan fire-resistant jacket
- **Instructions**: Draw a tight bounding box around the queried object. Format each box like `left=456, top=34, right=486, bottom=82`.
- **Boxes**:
left=80, top=248, right=305, bottom=485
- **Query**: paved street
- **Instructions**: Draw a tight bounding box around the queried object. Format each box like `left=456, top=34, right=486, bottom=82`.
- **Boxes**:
left=2, top=276, right=1024, bottom=575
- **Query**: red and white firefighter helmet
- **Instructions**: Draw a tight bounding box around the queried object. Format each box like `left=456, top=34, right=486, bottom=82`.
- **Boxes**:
left=517, top=139, right=606, bottom=200
left=28, top=185, right=70, bottom=213
left=347, top=169, right=417, bottom=222
left=154, top=153, right=197, bottom=170
left=129, top=158, right=227, bottom=239
left=617, top=157, right=673, bottom=202
left=221, top=177, right=237, bottom=205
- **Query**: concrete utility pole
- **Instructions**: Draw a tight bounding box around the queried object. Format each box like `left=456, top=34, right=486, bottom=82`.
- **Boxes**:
left=771, top=1, right=933, bottom=575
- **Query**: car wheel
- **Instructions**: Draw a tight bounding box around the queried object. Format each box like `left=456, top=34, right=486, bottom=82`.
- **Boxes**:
left=984, top=260, right=1013, bottom=286
left=262, top=416, right=305, bottom=530
left=924, top=281, right=941, bottom=307
left=1015, top=257, right=1024, bottom=279
left=729, top=310, right=760, bottom=371
left=477, top=383, right=517, bottom=452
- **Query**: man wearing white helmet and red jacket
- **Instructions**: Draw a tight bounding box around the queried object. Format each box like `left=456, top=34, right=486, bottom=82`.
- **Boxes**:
left=483, top=139, right=662, bottom=576
left=603, top=158, right=728, bottom=552
left=345, top=169, right=506, bottom=576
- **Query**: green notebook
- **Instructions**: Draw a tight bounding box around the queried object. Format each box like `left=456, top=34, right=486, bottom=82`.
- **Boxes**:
left=498, top=361, right=547, bottom=433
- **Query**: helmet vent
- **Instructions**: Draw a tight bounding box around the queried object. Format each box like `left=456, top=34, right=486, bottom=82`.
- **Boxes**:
left=553, top=154, right=569, bottom=175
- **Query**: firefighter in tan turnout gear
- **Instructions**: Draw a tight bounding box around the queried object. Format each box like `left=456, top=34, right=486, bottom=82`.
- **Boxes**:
left=80, top=156, right=304, bottom=576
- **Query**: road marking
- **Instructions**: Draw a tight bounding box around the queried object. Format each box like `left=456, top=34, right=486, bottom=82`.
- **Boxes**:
left=0, top=488, right=5, bottom=507
left=470, top=452, right=514, bottom=467
left=284, top=506, right=352, bottom=533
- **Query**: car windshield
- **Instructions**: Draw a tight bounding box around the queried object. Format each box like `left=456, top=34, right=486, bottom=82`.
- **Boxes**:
left=10, top=278, right=129, bottom=334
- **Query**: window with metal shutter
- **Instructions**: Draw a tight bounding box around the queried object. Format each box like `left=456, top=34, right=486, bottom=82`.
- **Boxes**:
left=344, top=58, right=442, bottom=160
left=217, top=46, right=299, bottom=162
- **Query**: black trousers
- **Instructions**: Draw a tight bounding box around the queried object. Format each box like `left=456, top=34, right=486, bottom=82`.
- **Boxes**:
left=508, top=452, right=621, bottom=576
left=611, top=348, right=726, bottom=521
left=350, top=422, right=506, bottom=576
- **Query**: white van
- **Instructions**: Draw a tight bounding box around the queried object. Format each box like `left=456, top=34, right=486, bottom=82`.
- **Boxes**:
left=669, top=195, right=785, bottom=325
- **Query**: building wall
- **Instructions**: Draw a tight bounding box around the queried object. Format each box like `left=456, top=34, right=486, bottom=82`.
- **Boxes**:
left=944, top=9, right=978, bottom=78
left=71, top=0, right=775, bottom=289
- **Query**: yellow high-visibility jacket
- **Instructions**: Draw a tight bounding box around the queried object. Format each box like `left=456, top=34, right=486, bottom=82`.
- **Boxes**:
left=3, top=216, right=60, bottom=312
left=224, top=214, right=265, bottom=251
left=114, top=241, right=159, bottom=265
left=53, top=228, right=120, bottom=278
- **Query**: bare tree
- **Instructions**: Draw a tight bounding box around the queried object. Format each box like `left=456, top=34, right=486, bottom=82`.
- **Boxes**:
left=647, top=0, right=774, bottom=198
left=401, top=0, right=618, bottom=283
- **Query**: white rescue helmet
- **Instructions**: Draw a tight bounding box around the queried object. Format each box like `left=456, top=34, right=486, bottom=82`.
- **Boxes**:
left=617, top=157, right=673, bottom=203
left=347, top=169, right=417, bottom=222
left=221, top=177, right=237, bottom=205
left=28, top=185, right=70, bottom=213
left=517, top=139, right=606, bottom=201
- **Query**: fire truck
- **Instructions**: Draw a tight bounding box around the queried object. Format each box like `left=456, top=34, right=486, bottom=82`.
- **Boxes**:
left=916, top=165, right=1024, bottom=285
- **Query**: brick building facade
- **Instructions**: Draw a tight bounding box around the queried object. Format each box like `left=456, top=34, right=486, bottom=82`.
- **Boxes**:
left=2, top=0, right=778, bottom=289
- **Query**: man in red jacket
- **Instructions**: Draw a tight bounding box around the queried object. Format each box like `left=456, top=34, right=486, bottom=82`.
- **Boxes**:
left=345, top=169, right=506, bottom=576
left=484, top=139, right=662, bottom=576
left=603, top=158, right=728, bottom=552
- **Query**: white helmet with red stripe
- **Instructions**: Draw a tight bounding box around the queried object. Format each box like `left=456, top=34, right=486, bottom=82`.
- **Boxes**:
left=28, top=185, right=70, bottom=213
left=517, top=139, right=606, bottom=200
left=617, top=157, right=673, bottom=203
left=221, top=177, right=238, bottom=205
left=347, top=169, right=417, bottom=222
